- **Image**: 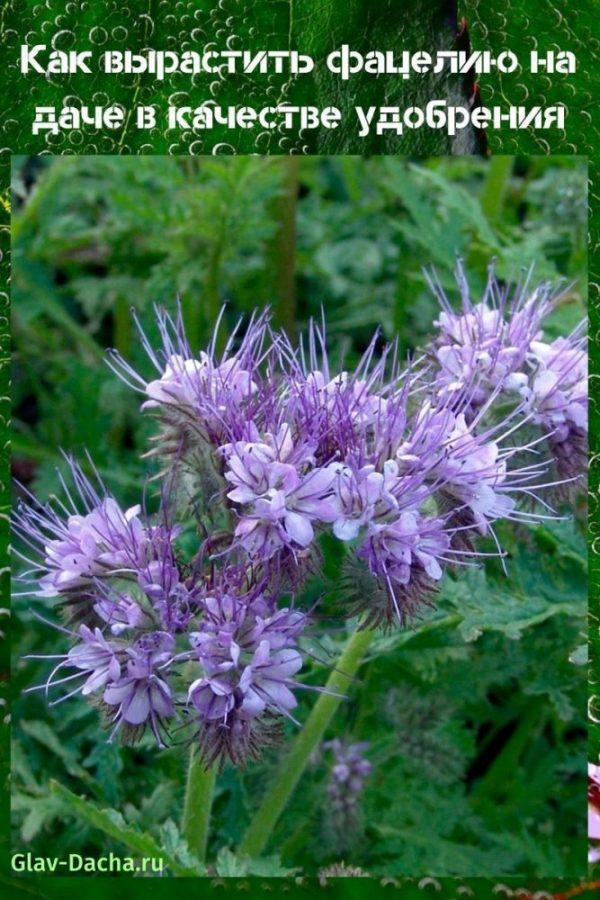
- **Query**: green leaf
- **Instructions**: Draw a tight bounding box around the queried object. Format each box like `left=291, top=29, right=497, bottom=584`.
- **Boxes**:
left=157, top=820, right=208, bottom=875
left=82, top=740, right=123, bottom=807
left=12, top=792, right=64, bottom=843
left=49, top=781, right=206, bottom=876
left=20, top=721, right=94, bottom=786
left=442, top=567, right=584, bottom=642
left=215, top=847, right=296, bottom=877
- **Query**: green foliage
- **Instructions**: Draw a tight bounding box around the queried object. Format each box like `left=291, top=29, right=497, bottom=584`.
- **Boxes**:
left=214, top=848, right=295, bottom=877
left=10, top=155, right=587, bottom=876
left=49, top=781, right=206, bottom=876
left=441, top=527, right=586, bottom=643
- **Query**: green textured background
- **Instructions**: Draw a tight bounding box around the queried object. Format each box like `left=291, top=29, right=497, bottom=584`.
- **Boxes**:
left=0, top=0, right=598, bottom=896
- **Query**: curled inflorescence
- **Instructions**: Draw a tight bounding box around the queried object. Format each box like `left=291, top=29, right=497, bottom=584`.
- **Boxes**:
left=13, top=265, right=587, bottom=766
left=323, top=739, right=372, bottom=848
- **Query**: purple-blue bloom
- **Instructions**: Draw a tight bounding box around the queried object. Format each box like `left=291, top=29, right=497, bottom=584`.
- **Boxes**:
left=102, top=631, right=175, bottom=744
left=427, top=264, right=587, bottom=487
left=14, top=284, right=587, bottom=765
left=523, top=331, right=588, bottom=482
left=221, top=432, right=338, bottom=559
left=428, top=263, right=554, bottom=402
left=67, top=624, right=121, bottom=695
left=12, top=460, right=175, bottom=605
left=107, top=305, right=272, bottom=447
left=357, top=512, right=451, bottom=622
left=187, top=592, right=306, bottom=765
left=323, top=739, right=372, bottom=846
left=92, top=587, right=148, bottom=635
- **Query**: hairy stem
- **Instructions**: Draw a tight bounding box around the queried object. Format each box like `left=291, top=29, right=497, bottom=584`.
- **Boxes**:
left=181, top=747, right=217, bottom=863
left=238, top=625, right=375, bottom=858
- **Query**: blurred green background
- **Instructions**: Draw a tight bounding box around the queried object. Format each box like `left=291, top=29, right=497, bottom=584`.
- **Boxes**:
left=10, top=155, right=588, bottom=877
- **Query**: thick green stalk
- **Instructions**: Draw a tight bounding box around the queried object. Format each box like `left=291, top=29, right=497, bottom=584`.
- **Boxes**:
left=479, top=155, right=514, bottom=223
left=239, top=626, right=376, bottom=858
left=181, top=748, right=217, bottom=863
left=271, top=156, right=299, bottom=340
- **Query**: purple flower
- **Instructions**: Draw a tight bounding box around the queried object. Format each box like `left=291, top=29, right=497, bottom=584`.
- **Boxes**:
left=280, top=320, right=398, bottom=462
left=427, top=264, right=588, bottom=489
left=15, top=294, right=587, bottom=762
left=358, top=511, right=450, bottom=585
left=326, top=738, right=372, bottom=791
left=13, top=463, right=159, bottom=600
left=432, top=411, right=516, bottom=534
left=66, top=625, right=121, bottom=695
left=188, top=643, right=302, bottom=722
left=429, top=264, right=554, bottom=402
left=523, top=333, right=588, bottom=482
left=142, top=353, right=257, bottom=427
left=330, top=461, right=399, bottom=541
left=107, top=305, right=270, bottom=447
left=138, top=558, right=200, bottom=633
left=43, top=499, right=148, bottom=596
left=93, top=588, right=147, bottom=635
left=291, top=370, right=386, bottom=430
left=323, top=739, right=372, bottom=847
left=103, top=631, right=175, bottom=743
left=187, top=592, right=307, bottom=765
left=222, top=433, right=338, bottom=558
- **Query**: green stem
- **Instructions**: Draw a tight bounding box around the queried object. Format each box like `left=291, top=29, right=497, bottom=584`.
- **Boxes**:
left=238, top=625, right=375, bottom=859
left=181, top=747, right=217, bottom=863
left=479, top=155, right=514, bottom=223
left=467, top=155, right=514, bottom=272
left=271, top=156, right=299, bottom=340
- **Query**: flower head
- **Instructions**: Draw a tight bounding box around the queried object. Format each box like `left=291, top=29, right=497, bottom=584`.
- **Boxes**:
left=323, top=739, right=372, bottom=849
left=427, top=263, right=587, bottom=489
left=107, top=305, right=271, bottom=448
left=357, top=512, right=450, bottom=623
left=523, top=332, right=588, bottom=483
left=13, top=460, right=158, bottom=602
left=15, top=289, right=587, bottom=763
left=428, top=263, right=554, bottom=403
left=102, top=631, right=175, bottom=744
left=187, top=592, right=307, bottom=765
left=280, top=319, right=398, bottom=462
left=222, top=433, right=338, bottom=560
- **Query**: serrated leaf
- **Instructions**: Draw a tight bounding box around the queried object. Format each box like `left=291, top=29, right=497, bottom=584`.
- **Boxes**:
left=441, top=565, right=585, bottom=643
left=157, top=819, right=207, bottom=875
left=82, top=740, right=123, bottom=807
left=49, top=780, right=206, bottom=876
left=216, top=847, right=296, bottom=877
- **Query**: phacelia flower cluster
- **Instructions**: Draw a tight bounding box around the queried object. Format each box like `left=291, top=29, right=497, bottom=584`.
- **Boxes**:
left=427, top=262, right=588, bottom=486
left=323, top=739, right=372, bottom=847
left=14, top=270, right=587, bottom=766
